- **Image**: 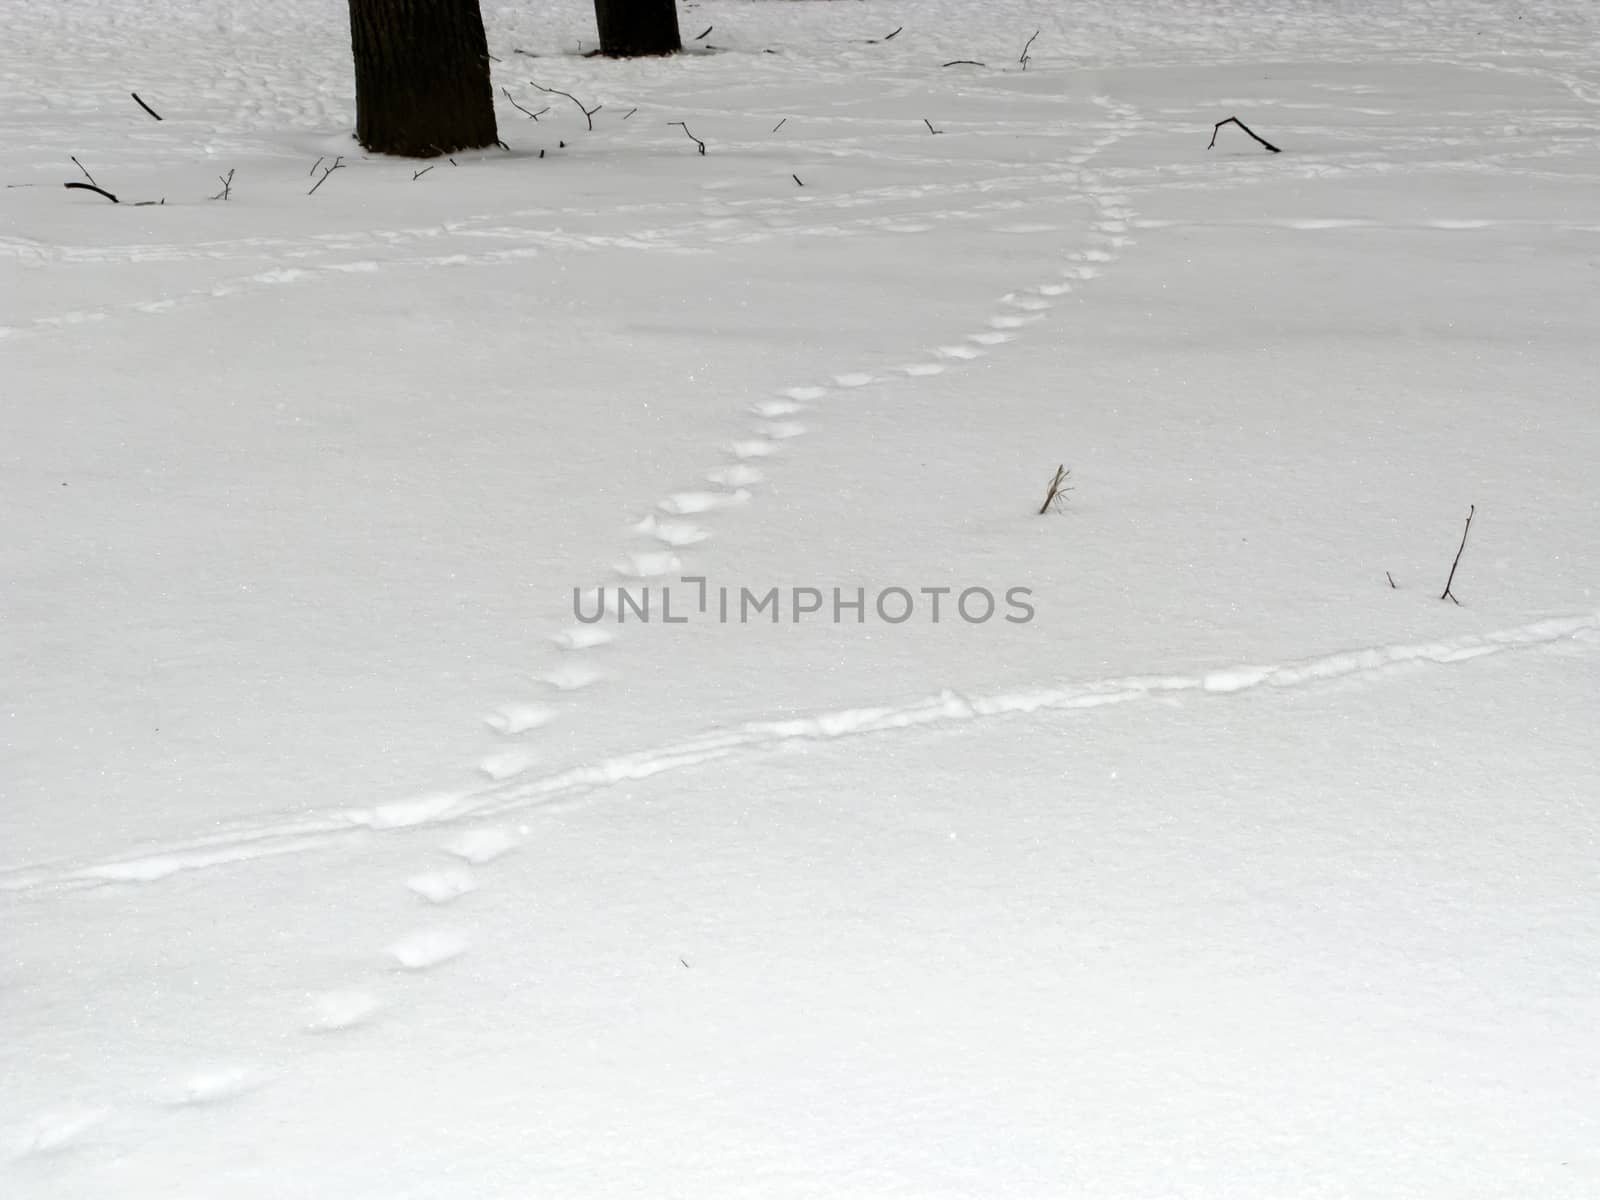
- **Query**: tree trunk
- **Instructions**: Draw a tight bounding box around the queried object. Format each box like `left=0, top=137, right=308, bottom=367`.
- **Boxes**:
left=348, top=0, right=499, bottom=157
left=594, top=0, right=682, bottom=58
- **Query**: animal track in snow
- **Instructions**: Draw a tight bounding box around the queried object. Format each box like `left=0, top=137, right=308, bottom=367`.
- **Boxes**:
left=479, top=750, right=535, bottom=781
left=969, top=331, right=1014, bottom=345
left=987, top=314, right=1041, bottom=330
left=900, top=362, right=945, bottom=376
left=615, top=550, right=682, bottom=579
left=660, top=489, right=751, bottom=515
left=761, top=421, right=808, bottom=440
left=936, top=344, right=983, bottom=360
left=706, top=465, right=763, bottom=488
left=484, top=704, right=554, bottom=735
left=388, top=929, right=468, bottom=971
left=408, top=867, right=478, bottom=903
left=750, top=399, right=805, bottom=418
left=162, top=1066, right=264, bottom=1107
left=832, top=372, right=876, bottom=388
left=445, top=827, right=518, bottom=865
left=782, top=386, right=828, bottom=402
left=304, top=990, right=381, bottom=1033
left=727, top=439, right=777, bottom=460
left=549, top=626, right=615, bottom=650
left=633, top=514, right=709, bottom=546
left=537, top=662, right=606, bottom=690
left=11, top=1108, right=108, bottom=1157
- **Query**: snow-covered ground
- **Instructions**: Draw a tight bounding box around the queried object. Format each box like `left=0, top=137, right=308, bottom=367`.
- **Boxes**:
left=4, top=0, right=1598, bottom=1194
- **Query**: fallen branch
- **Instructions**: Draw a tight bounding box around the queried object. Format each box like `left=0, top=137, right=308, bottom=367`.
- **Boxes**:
left=623, top=107, right=637, bottom=120
left=1386, top=571, right=1397, bottom=589
left=307, top=155, right=344, bottom=195
left=1020, top=30, right=1040, bottom=69
left=923, top=118, right=943, bottom=134
left=531, top=81, right=600, bottom=131
left=772, top=117, right=787, bottom=133
left=867, top=26, right=903, bottom=44
left=210, top=168, right=234, bottom=200
left=791, top=173, right=804, bottom=187
left=413, top=165, right=434, bottom=180
left=668, top=121, right=706, bottom=155
left=1439, top=504, right=1475, bottom=604
left=131, top=92, right=162, bottom=120
left=694, top=25, right=712, bottom=40
left=1208, top=115, right=1281, bottom=153
left=71, top=156, right=99, bottom=187
left=1037, top=464, right=1072, bottom=514
left=942, top=60, right=987, bottom=68
left=502, top=87, right=548, bottom=121
left=64, top=181, right=118, bottom=203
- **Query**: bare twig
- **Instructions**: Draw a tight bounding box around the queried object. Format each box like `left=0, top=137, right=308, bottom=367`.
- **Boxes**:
left=307, top=155, right=344, bottom=195
left=131, top=92, right=162, bottom=120
left=942, top=60, right=987, bottom=68
left=309, top=156, right=324, bottom=177
left=623, top=107, right=637, bottom=120
left=1037, top=464, right=1072, bottom=514
left=502, top=87, right=548, bottom=121
left=772, top=117, right=787, bottom=133
left=923, top=118, right=943, bottom=134
left=867, top=26, right=903, bottom=44
left=791, top=173, right=804, bottom=187
left=1020, top=30, right=1040, bottom=69
left=1208, top=116, right=1282, bottom=153
left=413, top=165, right=434, bottom=180
left=531, top=81, right=600, bottom=130
left=1439, top=505, right=1475, bottom=604
left=1386, top=571, right=1397, bottom=589
left=694, top=25, right=712, bottom=40
left=71, top=156, right=98, bottom=187
left=64, top=181, right=118, bottom=203
left=668, top=121, right=706, bottom=155
left=210, top=168, right=234, bottom=200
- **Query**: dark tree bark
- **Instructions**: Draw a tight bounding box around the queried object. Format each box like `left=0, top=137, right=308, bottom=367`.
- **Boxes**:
left=594, top=0, right=682, bottom=58
left=348, top=0, right=499, bottom=157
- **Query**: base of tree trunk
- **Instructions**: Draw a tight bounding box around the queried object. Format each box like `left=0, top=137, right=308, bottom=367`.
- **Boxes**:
left=594, top=0, right=682, bottom=58
left=349, top=0, right=499, bottom=158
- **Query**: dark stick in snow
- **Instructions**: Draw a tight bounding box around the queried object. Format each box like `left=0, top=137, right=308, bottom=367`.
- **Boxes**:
left=531, top=82, right=600, bottom=130
left=1208, top=116, right=1282, bottom=153
left=694, top=25, right=712, bottom=40
left=1439, top=505, right=1475, bottom=604
left=131, top=92, right=163, bottom=120
left=772, top=118, right=787, bottom=133
left=210, top=168, right=234, bottom=200
left=668, top=122, right=706, bottom=155
left=64, top=181, right=118, bottom=203
left=308, top=156, right=344, bottom=195
left=924, top=118, right=943, bottom=134
left=943, top=60, right=987, bottom=68
left=1020, top=30, right=1040, bottom=69
left=502, top=87, right=547, bottom=121
left=792, top=173, right=803, bottom=186
left=1037, top=464, right=1072, bottom=514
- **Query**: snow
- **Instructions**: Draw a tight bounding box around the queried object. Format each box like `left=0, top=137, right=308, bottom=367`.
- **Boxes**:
left=4, top=0, right=1599, bottom=1195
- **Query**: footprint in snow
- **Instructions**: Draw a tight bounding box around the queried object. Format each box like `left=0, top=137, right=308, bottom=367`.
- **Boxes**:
left=633, top=514, right=709, bottom=547
left=1003, top=294, right=1052, bottom=311
left=615, top=550, right=681, bottom=579
left=484, top=704, right=554, bottom=735
left=549, top=626, right=615, bottom=651
left=1036, top=283, right=1073, bottom=296
left=1069, top=265, right=1102, bottom=280
left=750, top=399, right=805, bottom=418
left=479, top=749, right=534, bottom=781
left=761, top=421, right=807, bottom=440
left=969, top=331, right=1013, bottom=346
left=900, top=362, right=944, bottom=377
left=706, top=465, right=762, bottom=488
left=408, top=867, right=479, bottom=903
left=988, top=314, right=1039, bottom=330
left=304, top=990, right=381, bottom=1033
left=446, top=827, right=518, bottom=865
left=537, top=662, right=606, bottom=690
left=832, top=372, right=875, bottom=388
left=11, top=1108, right=108, bottom=1157
left=782, top=386, right=828, bottom=402
left=388, top=929, right=468, bottom=971
left=936, top=344, right=983, bottom=360
left=660, top=489, right=750, bottom=515
left=727, top=439, right=776, bottom=460
left=162, top=1066, right=265, bottom=1107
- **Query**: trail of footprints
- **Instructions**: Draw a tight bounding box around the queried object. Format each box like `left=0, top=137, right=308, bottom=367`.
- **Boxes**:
left=9, top=99, right=1143, bottom=1165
